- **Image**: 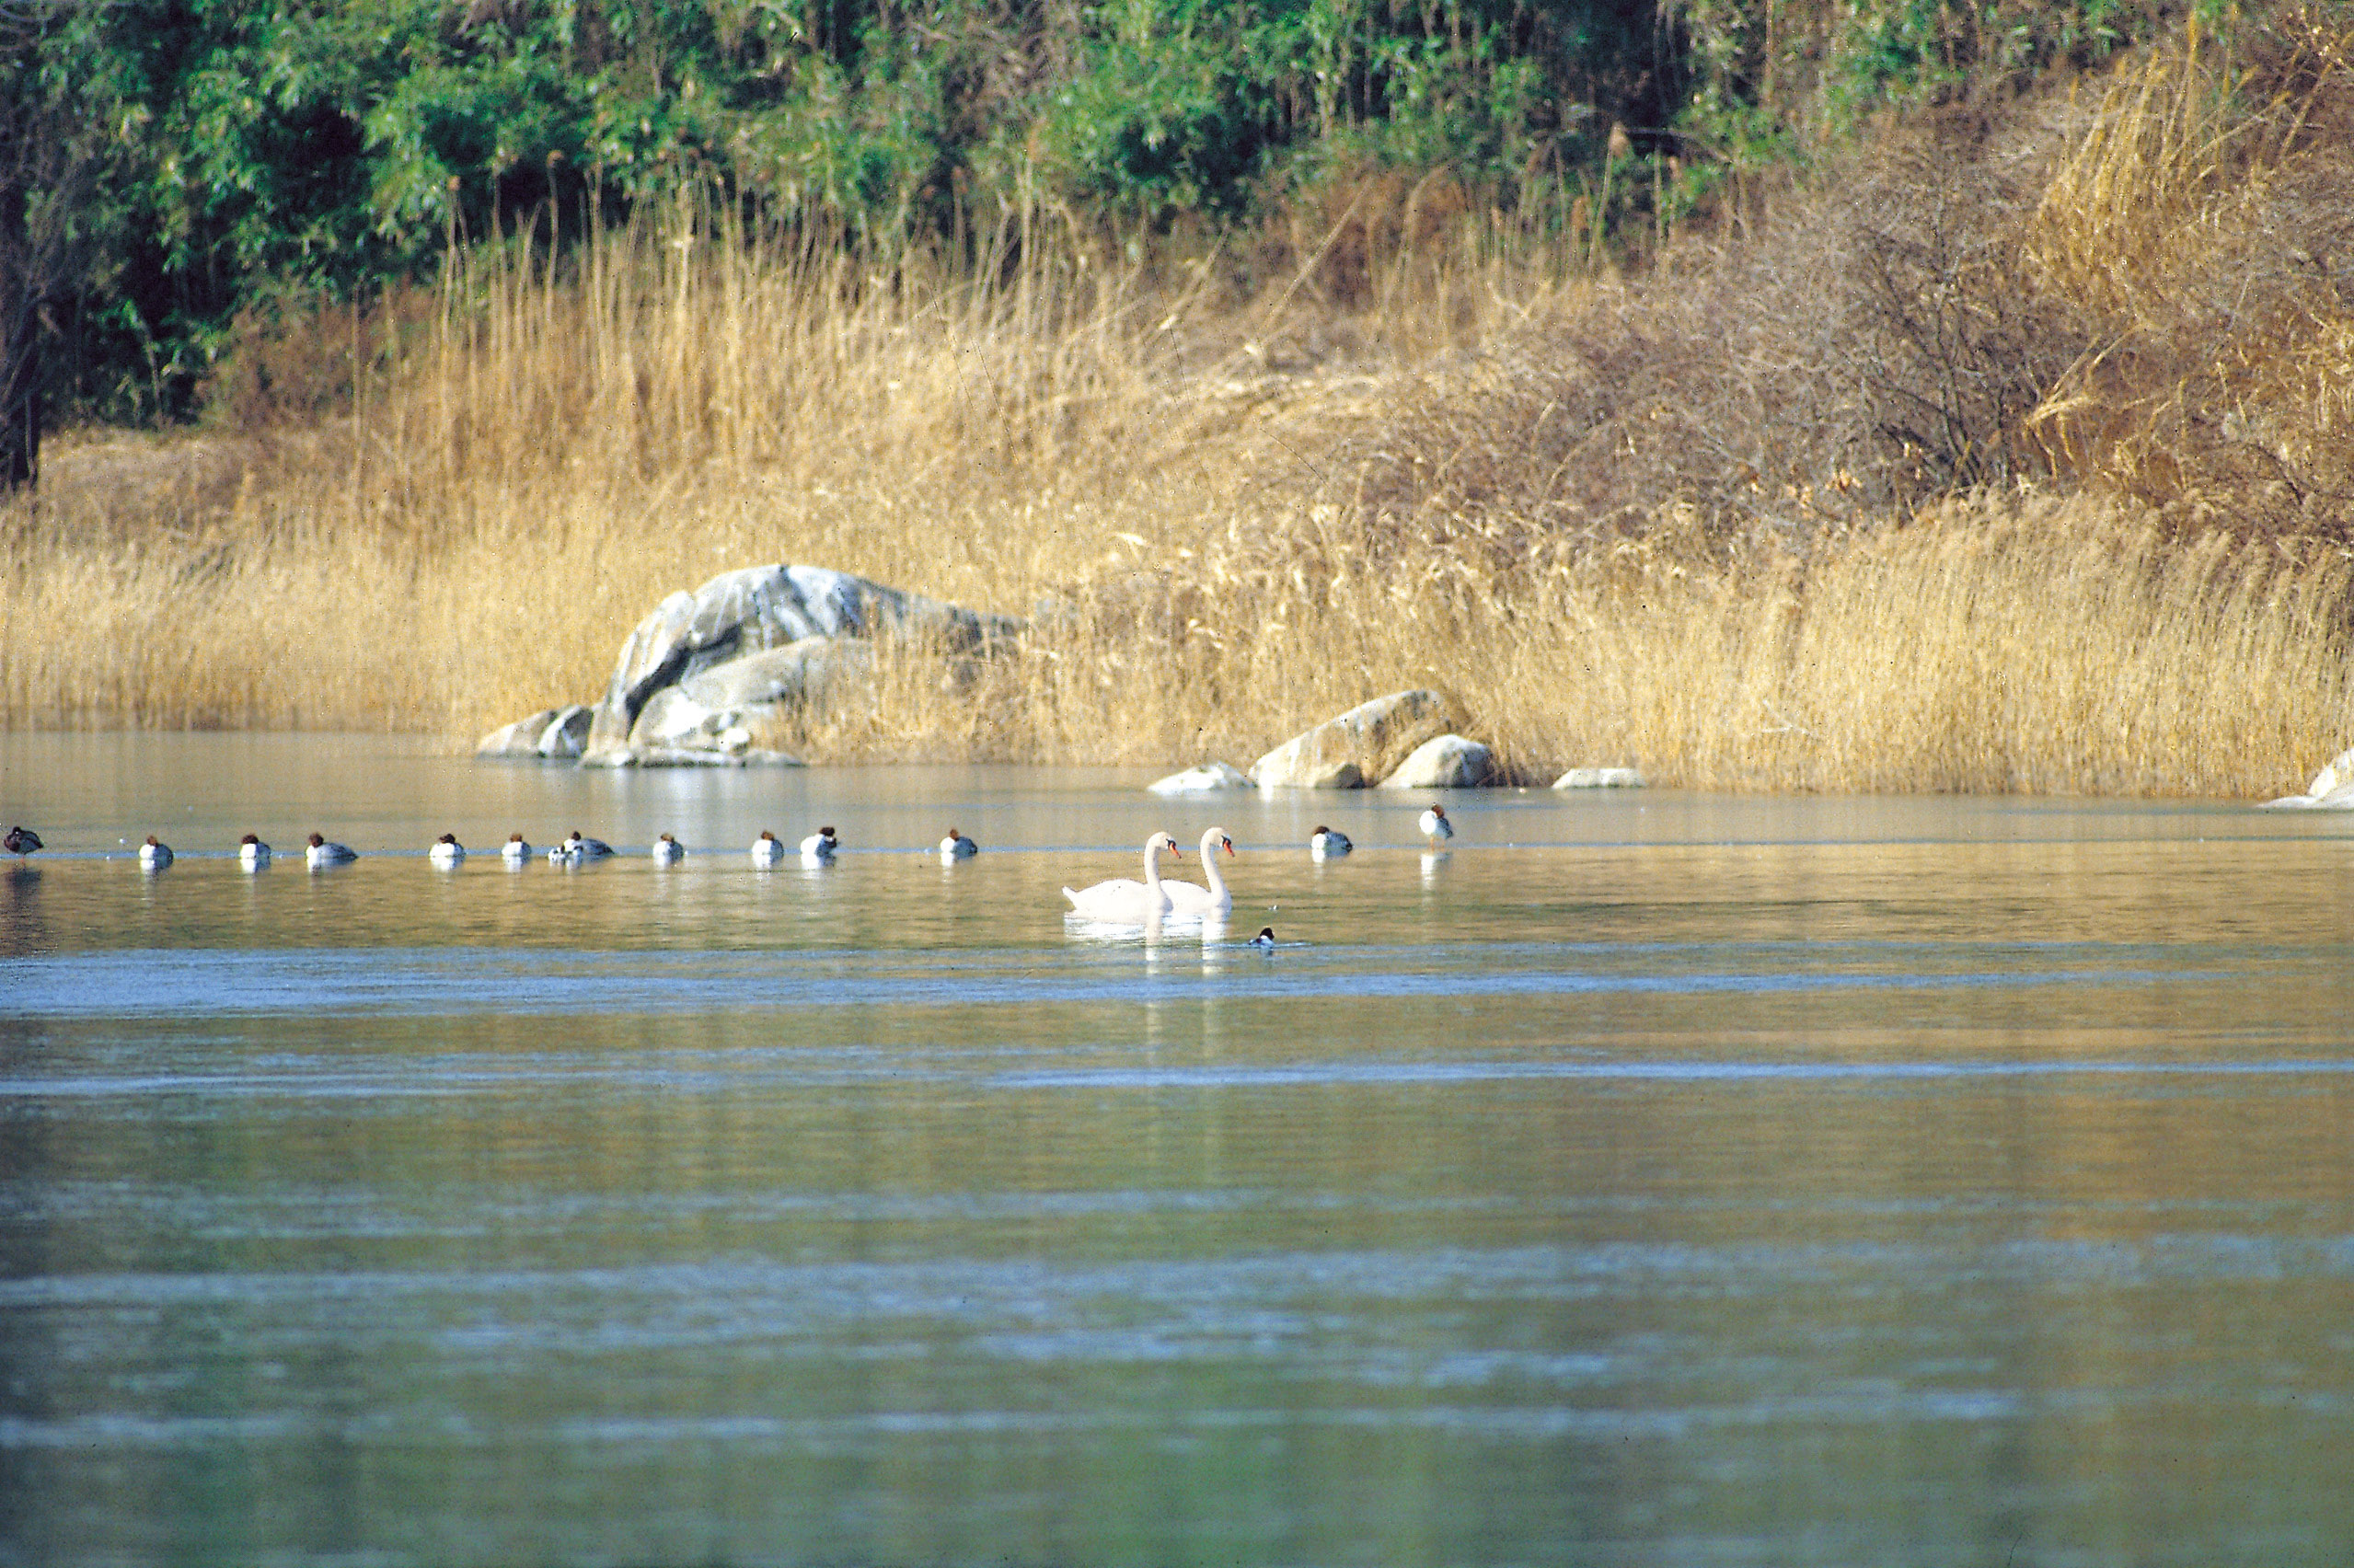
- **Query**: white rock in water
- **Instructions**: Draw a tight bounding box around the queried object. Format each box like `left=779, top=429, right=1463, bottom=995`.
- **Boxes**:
left=2308, top=744, right=2354, bottom=799
left=1148, top=763, right=1252, bottom=795
left=1379, top=734, right=1493, bottom=790
left=1552, top=766, right=1646, bottom=790
left=476, top=709, right=560, bottom=758
left=1249, top=689, right=1455, bottom=790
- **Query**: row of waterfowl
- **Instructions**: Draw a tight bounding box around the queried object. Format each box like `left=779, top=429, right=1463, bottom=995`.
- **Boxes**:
left=4, top=807, right=1453, bottom=871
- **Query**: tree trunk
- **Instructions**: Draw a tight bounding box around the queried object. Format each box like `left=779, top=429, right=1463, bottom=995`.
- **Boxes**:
left=0, top=180, right=33, bottom=492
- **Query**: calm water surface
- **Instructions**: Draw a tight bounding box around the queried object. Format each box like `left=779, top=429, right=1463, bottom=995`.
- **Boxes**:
left=3, top=733, right=2353, bottom=1567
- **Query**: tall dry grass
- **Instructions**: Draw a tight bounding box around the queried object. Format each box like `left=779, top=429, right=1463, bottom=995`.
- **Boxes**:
left=6, top=14, right=2354, bottom=795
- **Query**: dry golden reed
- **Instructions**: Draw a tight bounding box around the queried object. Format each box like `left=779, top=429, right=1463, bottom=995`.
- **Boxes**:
left=6, top=17, right=2354, bottom=797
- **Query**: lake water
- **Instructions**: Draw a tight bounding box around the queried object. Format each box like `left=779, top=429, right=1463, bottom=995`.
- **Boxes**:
left=3, top=732, right=2352, bottom=1567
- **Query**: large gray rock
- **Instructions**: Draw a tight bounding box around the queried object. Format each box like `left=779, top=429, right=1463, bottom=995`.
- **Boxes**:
left=536, top=705, right=594, bottom=759
left=583, top=564, right=1021, bottom=755
left=1249, top=689, right=1456, bottom=790
left=1379, top=734, right=1493, bottom=790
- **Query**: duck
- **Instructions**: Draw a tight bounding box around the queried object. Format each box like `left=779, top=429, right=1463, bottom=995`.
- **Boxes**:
left=940, top=826, right=978, bottom=860
left=306, top=832, right=358, bottom=868
left=800, top=825, right=838, bottom=863
left=238, top=833, right=271, bottom=870
left=1419, top=804, right=1455, bottom=844
left=429, top=833, right=466, bottom=867
left=501, top=833, right=530, bottom=864
left=1062, top=832, right=1182, bottom=921
left=1162, top=826, right=1236, bottom=916
left=1310, top=824, right=1352, bottom=859
left=548, top=830, right=612, bottom=864
left=652, top=833, right=686, bottom=864
left=751, top=830, right=787, bottom=867
left=4, top=825, right=39, bottom=860
left=1250, top=926, right=1277, bottom=949
left=138, top=835, right=174, bottom=870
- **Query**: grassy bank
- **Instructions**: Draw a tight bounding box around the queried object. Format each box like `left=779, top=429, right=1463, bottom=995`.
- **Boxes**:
left=6, top=20, right=2354, bottom=795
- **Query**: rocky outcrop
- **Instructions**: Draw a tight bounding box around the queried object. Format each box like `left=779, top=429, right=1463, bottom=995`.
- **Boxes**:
left=1379, top=734, right=1493, bottom=790
left=484, top=563, right=1019, bottom=767
left=1553, top=766, right=1645, bottom=790
left=2259, top=744, right=2354, bottom=809
left=1249, top=689, right=1457, bottom=790
left=1147, top=762, right=1252, bottom=795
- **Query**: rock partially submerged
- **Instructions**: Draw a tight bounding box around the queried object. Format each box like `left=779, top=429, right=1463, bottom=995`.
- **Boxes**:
left=1553, top=766, right=1645, bottom=790
left=1147, top=762, right=1252, bottom=795
left=2260, top=744, right=2354, bottom=808
left=476, top=704, right=594, bottom=760
left=481, top=564, right=1019, bottom=767
left=1379, top=734, right=1493, bottom=790
left=1249, top=689, right=1457, bottom=790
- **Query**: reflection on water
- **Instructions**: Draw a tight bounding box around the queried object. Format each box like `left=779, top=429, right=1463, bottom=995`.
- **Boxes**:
left=3, top=734, right=2354, bottom=1566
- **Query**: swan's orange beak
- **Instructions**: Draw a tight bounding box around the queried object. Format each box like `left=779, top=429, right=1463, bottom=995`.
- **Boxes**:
left=1221, top=838, right=1235, bottom=856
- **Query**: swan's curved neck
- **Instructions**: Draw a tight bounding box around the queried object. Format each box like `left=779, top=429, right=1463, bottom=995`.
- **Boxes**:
left=1196, top=833, right=1228, bottom=897
left=1143, top=840, right=1165, bottom=889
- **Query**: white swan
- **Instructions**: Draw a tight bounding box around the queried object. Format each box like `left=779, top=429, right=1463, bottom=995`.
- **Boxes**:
left=429, top=833, right=466, bottom=867
left=1163, top=826, right=1236, bottom=916
left=1310, top=824, right=1351, bottom=859
left=751, top=830, right=787, bottom=866
left=138, top=835, right=173, bottom=870
left=800, top=825, right=838, bottom=862
left=1419, top=805, right=1454, bottom=843
left=238, top=833, right=271, bottom=870
left=652, top=833, right=686, bottom=864
left=501, top=833, right=530, bottom=864
left=1063, top=832, right=1182, bottom=921
left=940, top=826, right=978, bottom=860
left=306, top=833, right=357, bottom=868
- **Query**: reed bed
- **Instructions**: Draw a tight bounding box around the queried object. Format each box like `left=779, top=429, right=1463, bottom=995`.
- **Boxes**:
left=6, top=19, right=2354, bottom=796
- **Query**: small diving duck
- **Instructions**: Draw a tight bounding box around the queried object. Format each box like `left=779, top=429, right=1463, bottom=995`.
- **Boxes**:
left=750, top=830, right=787, bottom=867
left=800, top=825, right=838, bottom=863
left=1250, top=926, right=1277, bottom=949
left=238, top=833, right=271, bottom=870
left=652, top=833, right=686, bottom=864
left=548, top=830, right=612, bottom=864
left=429, top=833, right=466, bottom=867
left=501, top=833, right=531, bottom=864
left=1310, top=824, right=1352, bottom=859
left=306, top=832, right=358, bottom=868
left=138, top=835, right=174, bottom=870
left=5, top=825, right=40, bottom=860
left=1419, top=804, right=1454, bottom=845
left=940, top=826, right=978, bottom=861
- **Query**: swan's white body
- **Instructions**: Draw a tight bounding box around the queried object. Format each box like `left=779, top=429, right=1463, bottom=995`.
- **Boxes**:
left=138, top=836, right=173, bottom=869
left=238, top=835, right=271, bottom=870
left=751, top=831, right=787, bottom=866
left=800, top=827, right=838, bottom=862
left=652, top=833, right=686, bottom=864
left=940, top=828, right=978, bottom=861
left=1162, top=827, right=1236, bottom=916
left=306, top=834, right=357, bottom=868
left=1419, top=805, right=1454, bottom=843
left=429, top=834, right=466, bottom=867
left=1310, top=825, right=1351, bottom=859
left=502, top=834, right=530, bottom=864
left=1063, top=832, right=1182, bottom=921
